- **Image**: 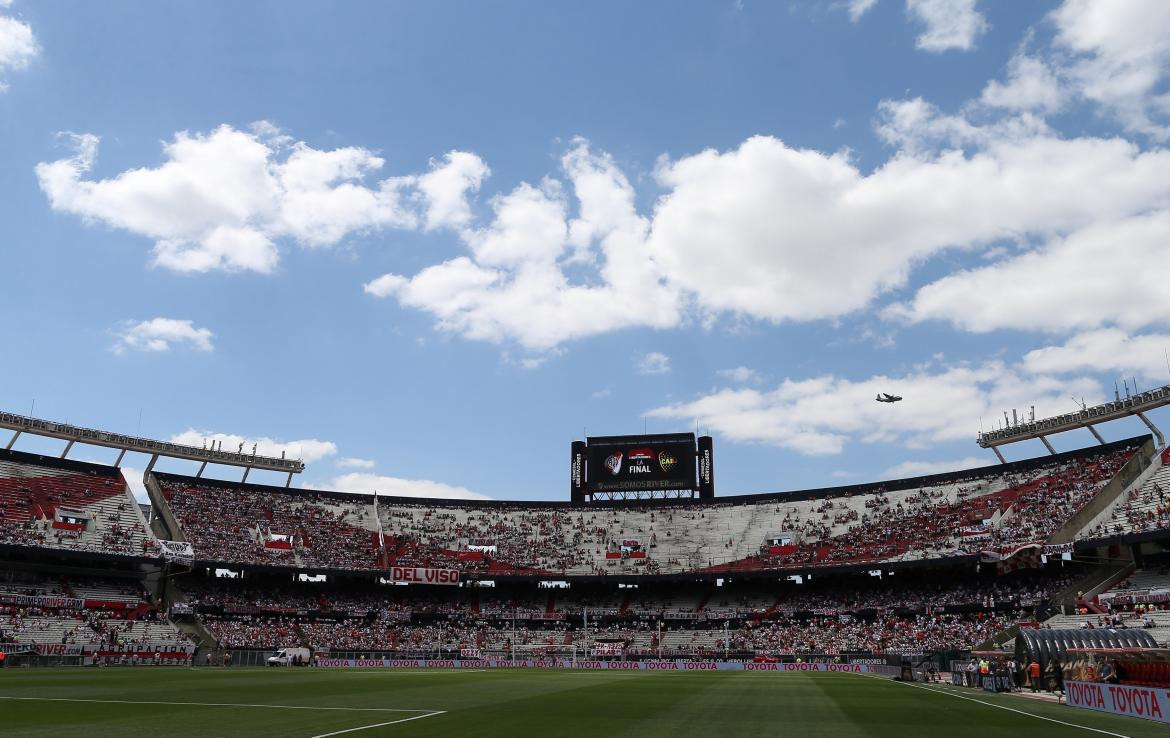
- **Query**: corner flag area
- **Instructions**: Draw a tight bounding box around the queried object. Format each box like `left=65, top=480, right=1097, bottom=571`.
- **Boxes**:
left=0, top=668, right=1165, bottom=737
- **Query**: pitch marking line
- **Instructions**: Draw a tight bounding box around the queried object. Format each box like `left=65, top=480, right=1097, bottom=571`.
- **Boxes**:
left=868, top=677, right=1131, bottom=737
left=0, top=695, right=431, bottom=713
left=310, top=711, right=446, bottom=737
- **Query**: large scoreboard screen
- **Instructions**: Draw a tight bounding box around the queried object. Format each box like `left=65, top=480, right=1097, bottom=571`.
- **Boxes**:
left=585, top=433, right=697, bottom=492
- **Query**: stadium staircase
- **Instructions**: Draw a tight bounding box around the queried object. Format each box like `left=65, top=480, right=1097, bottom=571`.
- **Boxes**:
left=973, top=561, right=1136, bottom=651
left=1057, top=439, right=1157, bottom=542
left=974, top=623, right=1021, bottom=653
left=166, top=584, right=217, bottom=651
left=143, top=472, right=184, bottom=542
left=1071, top=563, right=1132, bottom=608
left=1080, top=454, right=1169, bottom=540
left=695, top=584, right=714, bottom=613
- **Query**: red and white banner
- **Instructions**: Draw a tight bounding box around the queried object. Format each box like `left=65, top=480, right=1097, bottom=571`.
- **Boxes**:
left=460, top=648, right=483, bottom=660
left=982, top=544, right=1043, bottom=574
left=1099, top=588, right=1170, bottom=605
left=1066, top=681, right=1170, bottom=723
left=387, top=566, right=460, bottom=585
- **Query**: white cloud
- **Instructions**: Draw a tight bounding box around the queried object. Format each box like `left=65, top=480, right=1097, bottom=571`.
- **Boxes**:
left=366, top=140, right=681, bottom=352
left=113, top=318, right=214, bottom=354
left=846, top=0, right=879, bottom=22
left=874, top=97, right=1052, bottom=152
left=882, top=456, right=993, bottom=478
left=888, top=212, right=1170, bottom=333
left=35, top=124, right=487, bottom=273
left=1022, top=329, right=1170, bottom=383
left=1050, top=0, right=1170, bottom=139
left=324, top=472, right=489, bottom=500
left=336, top=457, right=375, bottom=469
left=717, top=366, right=760, bottom=383
left=980, top=53, right=1067, bottom=113
left=119, top=466, right=148, bottom=503
left=0, top=8, right=37, bottom=92
left=636, top=352, right=671, bottom=375
left=57, top=95, right=1160, bottom=358
left=416, top=151, right=490, bottom=230
left=905, top=0, right=988, bottom=53
left=169, top=429, right=337, bottom=463
left=966, top=1, right=1170, bottom=139
left=648, top=360, right=1099, bottom=455
left=372, top=126, right=1170, bottom=353
left=651, top=130, right=1169, bottom=323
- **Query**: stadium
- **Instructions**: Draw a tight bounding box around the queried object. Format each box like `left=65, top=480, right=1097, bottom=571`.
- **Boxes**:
left=3, top=396, right=1170, bottom=735
left=7, top=1, right=1170, bottom=736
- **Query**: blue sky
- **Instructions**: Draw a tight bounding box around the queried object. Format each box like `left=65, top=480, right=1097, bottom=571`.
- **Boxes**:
left=2, top=0, right=1170, bottom=502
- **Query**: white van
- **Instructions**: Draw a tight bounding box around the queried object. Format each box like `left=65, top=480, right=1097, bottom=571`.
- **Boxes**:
left=266, top=647, right=311, bottom=666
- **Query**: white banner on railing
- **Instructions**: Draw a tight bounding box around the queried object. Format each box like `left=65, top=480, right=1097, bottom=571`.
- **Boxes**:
left=157, top=540, right=194, bottom=566
left=387, top=566, right=460, bottom=585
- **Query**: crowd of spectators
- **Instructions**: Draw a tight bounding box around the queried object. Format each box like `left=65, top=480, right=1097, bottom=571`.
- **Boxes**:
left=1085, top=477, right=1170, bottom=539
left=0, top=573, right=187, bottom=648
left=0, top=464, right=149, bottom=556
left=720, top=447, right=1135, bottom=573
left=202, top=610, right=1015, bottom=655
left=186, top=566, right=1072, bottom=654
left=730, top=611, right=1021, bottom=654
left=201, top=616, right=303, bottom=649
left=157, top=444, right=1136, bottom=577
left=161, top=479, right=381, bottom=569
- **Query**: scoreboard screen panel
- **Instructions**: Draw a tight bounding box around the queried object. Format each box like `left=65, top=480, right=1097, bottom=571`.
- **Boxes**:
left=585, top=433, right=697, bottom=492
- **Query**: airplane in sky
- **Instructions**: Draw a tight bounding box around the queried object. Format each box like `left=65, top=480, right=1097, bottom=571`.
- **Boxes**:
left=875, top=393, right=903, bottom=403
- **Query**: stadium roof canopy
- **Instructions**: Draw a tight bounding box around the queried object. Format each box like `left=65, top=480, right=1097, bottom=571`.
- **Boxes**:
left=0, top=410, right=305, bottom=485
left=977, top=383, right=1170, bottom=462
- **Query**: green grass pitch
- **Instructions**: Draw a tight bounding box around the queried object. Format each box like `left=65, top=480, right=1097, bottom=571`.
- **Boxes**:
left=0, top=667, right=1162, bottom=737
